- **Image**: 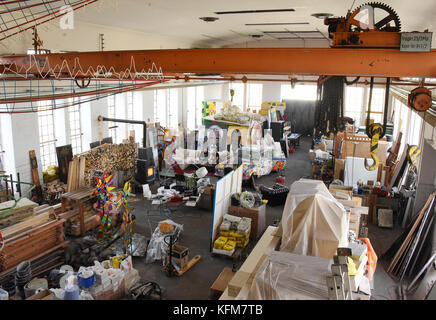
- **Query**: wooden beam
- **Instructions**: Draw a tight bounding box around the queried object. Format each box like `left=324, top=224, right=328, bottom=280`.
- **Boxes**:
left=1, top=48, right=436, bottom=78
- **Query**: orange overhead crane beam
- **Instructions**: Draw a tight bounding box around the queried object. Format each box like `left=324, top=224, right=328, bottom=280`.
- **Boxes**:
left=0, top=48, right=436, bottom=78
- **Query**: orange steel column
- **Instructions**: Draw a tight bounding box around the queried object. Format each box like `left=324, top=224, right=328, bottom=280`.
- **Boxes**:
left=1, top=48, right=436, bottom=78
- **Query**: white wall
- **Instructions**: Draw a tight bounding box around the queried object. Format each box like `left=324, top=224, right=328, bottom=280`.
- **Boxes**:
left=9, top=112, right=42, bottom=195
left=423, top=121, right=436, bottom=150
left=0, top=114, right=15, bottom=175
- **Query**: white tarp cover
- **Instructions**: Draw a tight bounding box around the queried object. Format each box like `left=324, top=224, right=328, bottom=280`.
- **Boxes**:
left=248, top=251, right=332, bottom=300
left=280, top=179, right=349, bottom=259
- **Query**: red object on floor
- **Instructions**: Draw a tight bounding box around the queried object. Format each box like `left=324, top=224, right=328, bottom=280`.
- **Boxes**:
left=289, top=148, right=295, bottom=153
left=276, top=176, right=285, bottom=183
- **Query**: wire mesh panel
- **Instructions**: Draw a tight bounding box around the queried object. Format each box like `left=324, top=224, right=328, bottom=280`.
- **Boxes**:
left=68, top=98, right=82, bottom=154
left=0, top=0, right=99, bottom=41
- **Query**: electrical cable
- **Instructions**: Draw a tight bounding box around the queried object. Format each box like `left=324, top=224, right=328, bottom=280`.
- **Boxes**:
left=345, top=76, right=360, bottom=85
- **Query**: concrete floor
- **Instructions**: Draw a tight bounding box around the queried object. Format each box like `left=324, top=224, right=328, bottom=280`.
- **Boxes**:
left=129, top=136, right=403, bottom=300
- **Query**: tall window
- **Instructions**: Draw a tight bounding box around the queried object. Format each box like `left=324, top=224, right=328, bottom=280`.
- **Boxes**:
left=154, top=89, right=179, bottom=129
left=344, top=86, right=365, bottom=128
left=392, top=98, right=423, bottom=149
left=107, top=95, right=117, bottom=143
left=246, top=83, right=263, bottom=112
left=38, top=101, right=57, bottom=170
left=280, top=84, right=317, bottom=101
left=154, top=89, right=168, bottom=127
left=229, top=82, right=245, bottom=109
left=69, top=98, right=83, bottom=155
left=187, top=86, right=204, bottom=130
left=126, top=91, right=134, bottom=136
left=408, top=110, right=423, bottom=145
left=168, top=89, right=179, bottom=129
left=365, top=87, right=385, bottom=123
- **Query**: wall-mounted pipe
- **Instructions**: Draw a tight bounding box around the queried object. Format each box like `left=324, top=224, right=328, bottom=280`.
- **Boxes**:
left=97, top=115, right=147, bottom=148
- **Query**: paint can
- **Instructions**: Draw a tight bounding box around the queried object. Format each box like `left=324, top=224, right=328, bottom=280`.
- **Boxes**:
left=78, top=270, right=95, bottom=289
left=111, top=256, right=122, bottom=269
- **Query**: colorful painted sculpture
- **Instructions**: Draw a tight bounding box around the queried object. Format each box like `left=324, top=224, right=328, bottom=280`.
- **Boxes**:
left=117, top=181, right=134, bottom=254
left=93, top=172, right=116, bottom=240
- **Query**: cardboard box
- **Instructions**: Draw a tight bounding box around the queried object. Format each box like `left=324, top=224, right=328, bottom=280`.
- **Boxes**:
left=334, top=159, right=346, bottom=180
left=228, top=205, right=266, bottom=240
left=343, top=140, right=389, bottom=165
left=171, top=244, right=189, bottom=270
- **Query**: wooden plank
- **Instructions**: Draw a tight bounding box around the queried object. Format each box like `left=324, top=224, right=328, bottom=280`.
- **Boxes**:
left=3, top=218, right=65, bottom=244
left=387, top=193, right=435, bottom=273
left=222, top=226, right=280, bottom=299
left=210, top=267, right=235, bottom=298
left=1, top=209, right=55, bottom=239
left=0, top=241, right=69, bottom=277
left=66, top=160, right=73, bottom=192
left=78, top=156, right=86, bottom=188
left=228, top=271, right=250, bottom=297
left=33, top=204, right=49, bottom=214
left=29, top=150, right=42, bottom=198
left=58, top=208, right=79, bottom=220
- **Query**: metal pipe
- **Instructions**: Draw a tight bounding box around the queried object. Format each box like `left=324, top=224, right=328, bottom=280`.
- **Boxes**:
left=9, top=174, right=14, bottom=196
left=98, top=116, right=147, bottom=148
left=16, top=172, right=21, bottom=197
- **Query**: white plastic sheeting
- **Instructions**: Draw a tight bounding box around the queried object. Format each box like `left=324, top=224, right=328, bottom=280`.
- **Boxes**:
left=248, top=251, right=332, bottom=300
left=280, top=179, right=349, bottom=259
left=145, top=219, right=183, bottom=264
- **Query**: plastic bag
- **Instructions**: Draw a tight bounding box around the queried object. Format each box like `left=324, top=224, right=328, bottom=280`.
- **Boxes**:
left=145, top=219, right=183, bottom=264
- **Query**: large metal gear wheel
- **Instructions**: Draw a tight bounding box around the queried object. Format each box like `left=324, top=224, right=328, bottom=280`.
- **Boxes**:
left=347, top=2, right=401, bottom=32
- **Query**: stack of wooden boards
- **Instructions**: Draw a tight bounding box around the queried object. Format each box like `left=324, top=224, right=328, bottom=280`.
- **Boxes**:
left=384, top=192, right=435, bottom=280
left=67, top=143, right=137, bottom=192
left=0, top=198, right=39, bottom=229
left=0, top=204, right=68, bottom=273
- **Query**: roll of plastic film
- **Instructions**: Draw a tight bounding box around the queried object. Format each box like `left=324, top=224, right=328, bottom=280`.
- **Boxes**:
left=63, top=285, right=79, bottom=300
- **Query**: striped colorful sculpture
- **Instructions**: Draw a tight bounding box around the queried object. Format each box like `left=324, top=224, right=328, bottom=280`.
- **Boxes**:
left=93, top=172, right=116, bottom=240
left=117, top=181, right=134, bottom=254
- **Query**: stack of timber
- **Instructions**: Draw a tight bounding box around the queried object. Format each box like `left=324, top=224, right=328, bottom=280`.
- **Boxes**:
left=67, top=142, right=137, bottom=192
left=0, top=206, right=67, bottom=272
left=384, top=192, right=436, bottom=281
left=0, top=198, right=39, bottom=229
left=0, top=249, right=65, bottom=286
